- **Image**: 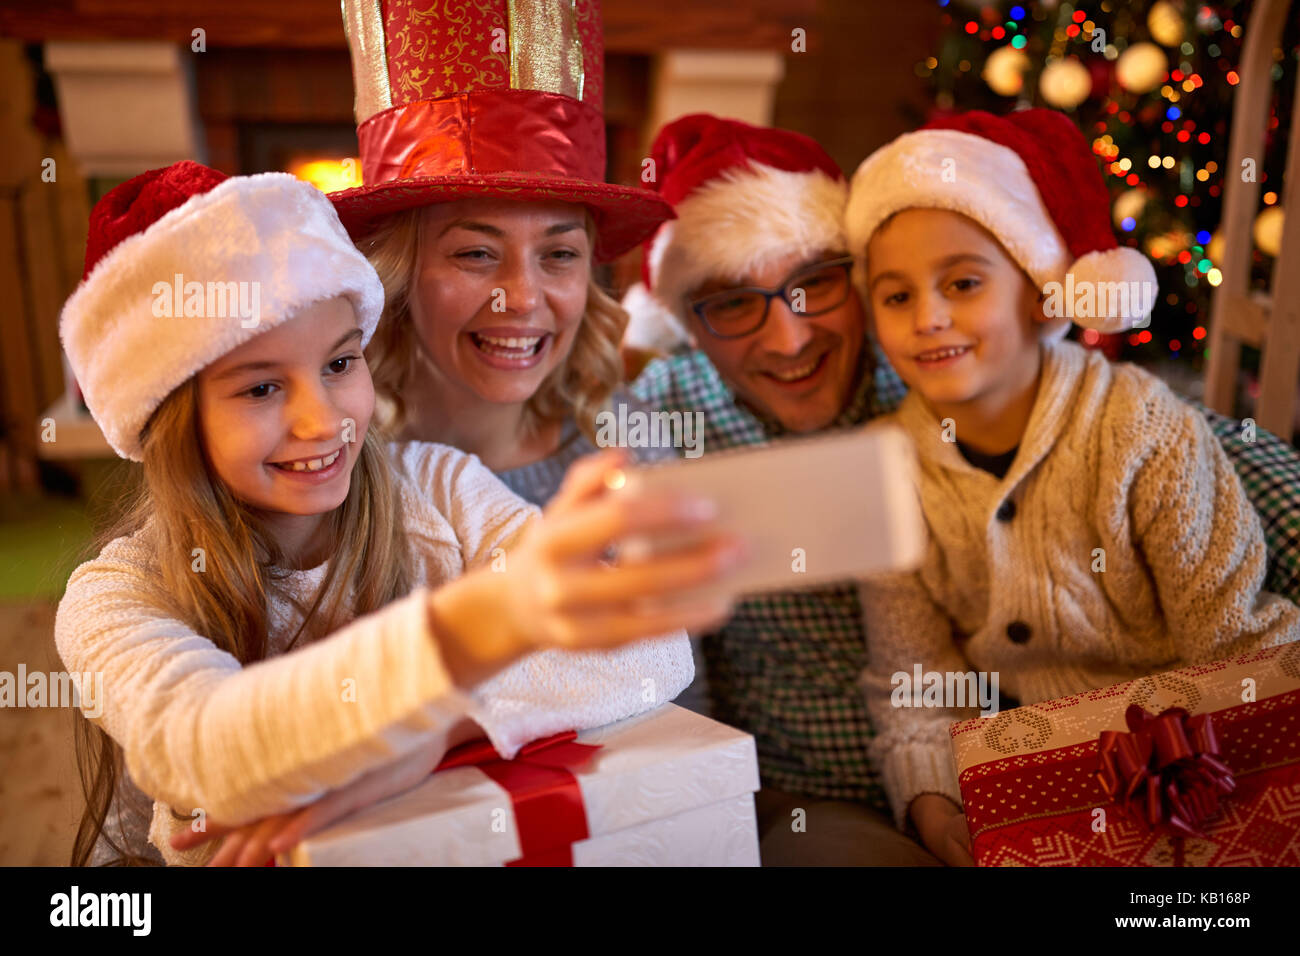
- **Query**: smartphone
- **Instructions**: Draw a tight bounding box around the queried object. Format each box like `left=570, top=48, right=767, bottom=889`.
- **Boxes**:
left=612, top=422, right=926, bottom=597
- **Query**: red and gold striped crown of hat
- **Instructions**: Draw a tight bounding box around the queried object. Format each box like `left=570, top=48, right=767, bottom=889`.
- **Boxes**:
left=330, top=0, right=673, bottom=261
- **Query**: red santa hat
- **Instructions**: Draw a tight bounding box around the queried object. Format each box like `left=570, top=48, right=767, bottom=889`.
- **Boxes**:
left=629, top=114, right=849, bottom=327
left=59, top=160, right=383, bottom=461
left=845, top=109, right=1157, bottom=336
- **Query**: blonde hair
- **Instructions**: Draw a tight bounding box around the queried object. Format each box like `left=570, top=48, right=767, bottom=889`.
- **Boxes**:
left=71, top=378, right=413, bottom=866
left=358, top=206, right=626, bottom=443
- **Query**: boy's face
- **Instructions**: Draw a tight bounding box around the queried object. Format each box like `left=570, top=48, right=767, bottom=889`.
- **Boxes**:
left=685, top=250, right=866, bottom=434
left=196, top=295, right=374, bottom=518
left=863, top=208, right=1046, bottom=414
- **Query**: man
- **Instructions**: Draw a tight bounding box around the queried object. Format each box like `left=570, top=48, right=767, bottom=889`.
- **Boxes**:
left=625, top=114, right=927, bottom=865
left=624, top=113, right=1300, bottom=866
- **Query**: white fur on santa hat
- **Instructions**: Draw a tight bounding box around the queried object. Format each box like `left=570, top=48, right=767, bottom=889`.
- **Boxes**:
left=647, top=162, right=848, bottom=318
left=59, top=172, right=383, bottom=461
left=845, top=128, right=1156, bottom=338
left=620, top=281, right=690, bottom=353
left=1063, top=247, right=1159, bottom=332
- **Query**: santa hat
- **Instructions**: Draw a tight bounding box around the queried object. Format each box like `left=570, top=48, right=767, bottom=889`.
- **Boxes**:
left=632, top=114, right=849, bottom=321
left=59, top=160, right=383, bottom=461
left=845, top=109, right=1157, bottom=335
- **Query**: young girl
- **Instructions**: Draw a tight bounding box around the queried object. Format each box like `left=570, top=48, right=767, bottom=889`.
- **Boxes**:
left=56, top=161, right=743, bottom=867
left=843, top=109, right=1300, bottom=866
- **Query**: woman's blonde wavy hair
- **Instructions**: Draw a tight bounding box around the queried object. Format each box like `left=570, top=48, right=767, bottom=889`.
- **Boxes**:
left=357, top=204, right=627, bottom=443
left=71, top=378, right=414, bottom=866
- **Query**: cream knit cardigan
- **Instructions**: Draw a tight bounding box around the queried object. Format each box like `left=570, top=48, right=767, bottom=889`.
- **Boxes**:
left=859, top=338, right=1300, bottom=827
left=55, top=441, right=693, bottom=865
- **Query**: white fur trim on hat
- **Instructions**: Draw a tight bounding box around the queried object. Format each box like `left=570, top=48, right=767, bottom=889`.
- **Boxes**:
left=59, top=172, right=383, bottom=461
left=846, top=128, right=1072, bottom=290
left=620, top=281, right=690, bottom=352
left=648, top=162, right=848, bottom=317
left=1059, top=247, right=1159, bottom=332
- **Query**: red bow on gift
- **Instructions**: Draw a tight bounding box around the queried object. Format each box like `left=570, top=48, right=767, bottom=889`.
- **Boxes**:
left=267, top=730, right=600, bottom=867
left=435, top=730, right=603, bottom=866
left=1096, top=705, right=1236, bottom=839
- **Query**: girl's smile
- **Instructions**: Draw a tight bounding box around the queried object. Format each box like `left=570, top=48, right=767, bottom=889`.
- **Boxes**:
left=267, top=445, right=347, bottom=480
left=196, top=295, right=376, bottom=543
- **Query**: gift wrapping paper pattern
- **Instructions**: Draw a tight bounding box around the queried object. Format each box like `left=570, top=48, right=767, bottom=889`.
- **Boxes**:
left=949, top=642, right=1300, bottom=866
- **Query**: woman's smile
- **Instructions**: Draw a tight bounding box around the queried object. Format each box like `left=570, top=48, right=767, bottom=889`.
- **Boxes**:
left=465, top=326, right=553, bottom=370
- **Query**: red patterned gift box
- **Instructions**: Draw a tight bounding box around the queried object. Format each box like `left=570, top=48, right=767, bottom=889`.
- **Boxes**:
left=948, top=642, right=1300, bottom=866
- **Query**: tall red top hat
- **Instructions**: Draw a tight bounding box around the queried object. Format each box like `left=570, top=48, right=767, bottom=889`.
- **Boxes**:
left=329, top=0, right=673, bottom=262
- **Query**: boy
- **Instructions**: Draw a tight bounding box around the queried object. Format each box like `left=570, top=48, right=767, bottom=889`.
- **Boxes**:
left=845, top=109, right=1300, bottom=865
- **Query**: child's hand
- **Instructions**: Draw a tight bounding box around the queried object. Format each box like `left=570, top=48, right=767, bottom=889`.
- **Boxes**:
left=171, top=731, right=453, bottom=866
left=429, top=449, right=747, bottom=686
left=908, top=793, right=974, bottom=867
left=513, top=448, right=747, bottom=648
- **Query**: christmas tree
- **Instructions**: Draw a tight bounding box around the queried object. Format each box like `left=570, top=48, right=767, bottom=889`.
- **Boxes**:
left=920, top=0, right=1296, bottom=385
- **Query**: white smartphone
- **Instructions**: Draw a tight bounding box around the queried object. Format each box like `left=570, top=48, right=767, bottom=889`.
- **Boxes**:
left=612, top=422, right=926, bottom=597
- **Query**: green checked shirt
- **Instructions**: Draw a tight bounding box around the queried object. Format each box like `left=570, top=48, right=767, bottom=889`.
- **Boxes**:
left=630, top=342, right=908, bottom=808
left=1196, top=403, right=1300, bottom=603
left=631, top=342, right=1300, bottom=810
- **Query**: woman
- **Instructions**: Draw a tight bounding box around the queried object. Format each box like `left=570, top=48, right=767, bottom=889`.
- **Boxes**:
left=331, top=0, right=673, bottom=504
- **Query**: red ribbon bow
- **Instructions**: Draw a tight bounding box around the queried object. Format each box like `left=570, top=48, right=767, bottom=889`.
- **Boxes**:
left=435, top=730, right=603, bottom=866
left=1096, top=704, right=1236, bottom=839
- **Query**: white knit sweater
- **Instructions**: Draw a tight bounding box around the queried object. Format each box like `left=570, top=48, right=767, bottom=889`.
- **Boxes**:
left=55, top=441, right=693, bottom=865
left=858, top=339, right=1300, bottom=827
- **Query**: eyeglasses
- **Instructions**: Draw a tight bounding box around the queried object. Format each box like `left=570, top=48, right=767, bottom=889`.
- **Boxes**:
left=688, top=256, right=855, bottom=339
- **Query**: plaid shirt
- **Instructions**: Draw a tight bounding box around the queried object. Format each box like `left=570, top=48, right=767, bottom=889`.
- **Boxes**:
left=631, top=343, right=1300, bottom=808
left=1197, top=403, right=1300, bottom=603
left=631, top=342, right=908, bottom=807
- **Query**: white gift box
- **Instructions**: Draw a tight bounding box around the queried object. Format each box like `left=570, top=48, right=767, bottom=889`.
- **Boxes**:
left=280, top=703, right=761, bottom=866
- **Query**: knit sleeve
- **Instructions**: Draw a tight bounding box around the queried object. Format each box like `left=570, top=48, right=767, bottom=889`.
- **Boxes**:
left=54, top=535, right=475, bottom=828
left=391, top=440, right=540, bottom=566
left=858, top=568, right=977, bottom=830
left=391, top=441, right=696, bottom=758
left=150, top=800, right=217, bottom=867
left=1126, top=382, right=1300, bottom=660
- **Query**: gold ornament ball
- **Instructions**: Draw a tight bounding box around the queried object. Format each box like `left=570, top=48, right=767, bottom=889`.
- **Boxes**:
left=984, top=45, right=1031, bottom=96
left=1254, top=207, right=1285, bottom=257
left=1112, top=188, right=1149, bottom=228
left=1039, top=58, right=1091, bottom=108
left=1116, top=42, right=1168, bottom=93
left=1148, top=0, right=1186, bottom=48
